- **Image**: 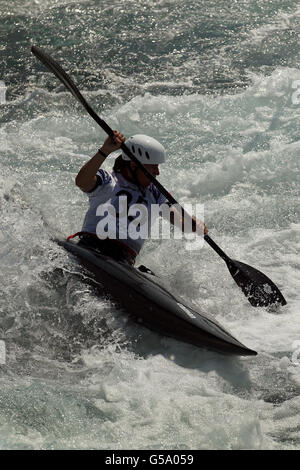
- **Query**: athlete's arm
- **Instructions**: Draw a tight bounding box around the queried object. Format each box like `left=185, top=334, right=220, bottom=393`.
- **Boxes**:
left=75, top=130, right=125, bottom=192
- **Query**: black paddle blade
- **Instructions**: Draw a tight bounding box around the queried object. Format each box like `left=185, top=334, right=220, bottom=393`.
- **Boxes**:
left=226, top=259, right=287, bottom=307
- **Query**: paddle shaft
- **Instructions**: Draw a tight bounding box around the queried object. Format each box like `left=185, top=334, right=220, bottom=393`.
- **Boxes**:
left=94, top=119, right=231, bottom=260
left=31, top=45, right=200, bottom=232
left=204, top=234, right=230, bottom=261
left=31, top=46, right=287, bottom=308
left=77, top=96, right=231, bottom=259
left=86, top=114, right=202, bottom=231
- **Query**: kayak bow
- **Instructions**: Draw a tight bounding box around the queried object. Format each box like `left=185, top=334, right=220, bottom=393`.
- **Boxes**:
left=58, top=239, right=257, bottom=356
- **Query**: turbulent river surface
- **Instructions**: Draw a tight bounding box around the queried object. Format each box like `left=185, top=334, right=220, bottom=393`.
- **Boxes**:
left=0, top=0, right=299, bottom=449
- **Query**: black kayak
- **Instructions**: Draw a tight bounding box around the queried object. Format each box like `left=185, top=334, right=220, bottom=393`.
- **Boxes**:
left=57, top=239, right=257, bottom=356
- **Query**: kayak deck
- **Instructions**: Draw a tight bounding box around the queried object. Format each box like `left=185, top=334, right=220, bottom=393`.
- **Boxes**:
left=57, top=239, right=257, bottom=356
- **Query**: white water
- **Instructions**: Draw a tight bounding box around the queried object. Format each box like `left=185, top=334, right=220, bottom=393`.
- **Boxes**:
left=0, top=64, right=299, bottom=448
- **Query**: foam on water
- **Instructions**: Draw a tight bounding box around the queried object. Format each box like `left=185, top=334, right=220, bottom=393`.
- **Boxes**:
left=1, top=3, right=300, bottom=448
left=0, top=344, right=299, bottom=449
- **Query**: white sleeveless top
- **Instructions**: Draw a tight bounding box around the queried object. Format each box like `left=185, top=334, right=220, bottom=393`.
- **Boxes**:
left=81, top=169, right=168, bottom=254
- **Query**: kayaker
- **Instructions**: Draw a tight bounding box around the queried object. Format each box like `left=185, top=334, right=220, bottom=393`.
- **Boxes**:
left=74, top=130, right=208, bottom=265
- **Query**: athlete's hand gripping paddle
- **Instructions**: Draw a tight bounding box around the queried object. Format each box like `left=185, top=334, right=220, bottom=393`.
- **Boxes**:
left=31, top=45, right=287, bottom=308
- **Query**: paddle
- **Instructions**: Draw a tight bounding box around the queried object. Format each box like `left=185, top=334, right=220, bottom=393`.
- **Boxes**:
left=31, top=45, right=287, bottom=308
left=203, top=235, right=286, bottom=307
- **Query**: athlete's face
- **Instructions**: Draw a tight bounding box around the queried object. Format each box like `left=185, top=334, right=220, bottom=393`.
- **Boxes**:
left=131, top=163, right=160, bottom=187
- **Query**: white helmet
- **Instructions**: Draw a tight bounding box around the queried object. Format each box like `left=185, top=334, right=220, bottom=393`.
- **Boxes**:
left=122, top=134, right=166, bottom=164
